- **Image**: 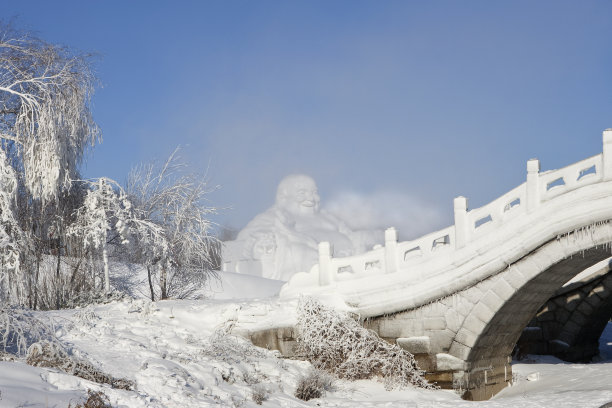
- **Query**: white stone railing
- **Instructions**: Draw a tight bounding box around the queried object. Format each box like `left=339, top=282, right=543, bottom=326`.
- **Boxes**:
left=312, top=129, right=612, bottom=286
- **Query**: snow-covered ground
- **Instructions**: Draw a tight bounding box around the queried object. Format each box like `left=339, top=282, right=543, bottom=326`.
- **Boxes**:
left=2, top=273, right=612, bottom=408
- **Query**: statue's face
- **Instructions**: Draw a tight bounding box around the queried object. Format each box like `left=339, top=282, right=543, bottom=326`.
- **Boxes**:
left=277, top=175, right=320, bottom=215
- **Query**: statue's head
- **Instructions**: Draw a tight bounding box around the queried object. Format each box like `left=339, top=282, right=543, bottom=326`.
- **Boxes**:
left=276, top=174, right=320, bottom=215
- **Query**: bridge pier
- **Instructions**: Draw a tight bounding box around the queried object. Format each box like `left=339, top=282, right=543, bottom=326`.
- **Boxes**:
left=364, top=307, right=514, bottom=399
left=460, top=357, right=512, bottom=401
left=383, top=335, right=512, bottom=399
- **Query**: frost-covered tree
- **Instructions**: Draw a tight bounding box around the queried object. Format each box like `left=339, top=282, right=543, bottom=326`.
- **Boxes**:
left=68, top=178, right=132, bottom=293
left=0, top=23, right=99, bottom=307
left=0, top=23, right=220, bottom=307
left=0, top=23, right=99, bottom=202
left=127, top=149, right=219, bottom=300
left=0, top=148, right=29, bottom=303
left=68, top=178, right=166, bottom=295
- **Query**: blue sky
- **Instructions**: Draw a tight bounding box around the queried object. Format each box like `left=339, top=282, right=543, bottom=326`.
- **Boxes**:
left=4, top=1, right=612, bottom=238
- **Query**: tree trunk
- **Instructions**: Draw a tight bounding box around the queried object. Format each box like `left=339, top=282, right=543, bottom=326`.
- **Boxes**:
left=160, top=263, right=168, bottom=300
left=27, top=264, right=33, bottom=309
left=147, top=265, right=155, bottom=301
left=55, top=244, right=61, bottom=309
left=33, top=255, right=40, bottom=310
left=90, top=252, right=96, bottom=290
left=69, top=254, right=84, bottom=294
left=102, top=245, right=110, bottom=293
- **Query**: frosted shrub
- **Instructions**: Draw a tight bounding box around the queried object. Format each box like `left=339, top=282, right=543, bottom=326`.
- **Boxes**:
left=202, top=327, right=268, bottom=365
left=27, top=341, right=133, bottom=390
left=295, top=297, right=435, bottom=390
left=0, top=306, right=59, bottom=356
left=251, top=384, right=268, bottom=405
left=65, top=290, right=130, bottom=309
left=294, top=368, right=335, bottom=401
left=68, top=390, right=112, bottom=408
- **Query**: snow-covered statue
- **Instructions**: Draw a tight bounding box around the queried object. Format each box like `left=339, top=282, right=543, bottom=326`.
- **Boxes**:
left=222, top=174, right=369, bottom=280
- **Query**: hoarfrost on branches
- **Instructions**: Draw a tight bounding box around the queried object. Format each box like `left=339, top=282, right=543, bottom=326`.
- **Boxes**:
left=27, top=340, right=134, bottom=390
left=0, top=148, right=21, bottom=270
left=68, top=177, right=166, bottom=294
left=0, top=23, right=220, bottom=308
left=0, top=23, right=99, bottom=202
left=295, top=297, right=435, bottom=390
left=0, top=22, right=100, bottom=307
left=126, top=148, right=219, bottom=300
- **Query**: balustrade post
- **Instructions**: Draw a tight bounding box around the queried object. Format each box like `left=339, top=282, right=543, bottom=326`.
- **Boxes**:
left=384, top=227, right=399, bottom=273
left=526, top=159, right=540, bottom=212
left=318, top=241, right=333, bottom=285
left=603, top=129, right=612, bottom=180
left=454, top=196, right=468, bottom=248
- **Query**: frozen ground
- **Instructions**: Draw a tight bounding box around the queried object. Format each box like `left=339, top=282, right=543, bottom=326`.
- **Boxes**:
left=1, top=272, right=612, bottom=407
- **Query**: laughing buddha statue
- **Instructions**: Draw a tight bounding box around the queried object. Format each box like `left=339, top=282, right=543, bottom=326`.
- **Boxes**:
left=222, top=174, right=372, bottom=280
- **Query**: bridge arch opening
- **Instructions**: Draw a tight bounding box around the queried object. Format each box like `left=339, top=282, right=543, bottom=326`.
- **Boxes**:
left=515, top=258, right=612, bottom=362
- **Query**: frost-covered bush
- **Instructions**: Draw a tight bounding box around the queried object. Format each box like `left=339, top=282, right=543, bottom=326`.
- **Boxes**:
left=202, top=327, right=269, bottom=365
left=295, top=297, right=435, bottom=390
left=201, top=325, right=289, bottom=400
left=27, top=341, right=133, bottom=390
left=64, top=290, right=130, bottom=309
left=294, top=368, right=335, bottom=401
left=0, top=306, right=59, bottom=356
left=68, top=390, right=113, bottom=408
left=251, top=384, right=268, bottom=405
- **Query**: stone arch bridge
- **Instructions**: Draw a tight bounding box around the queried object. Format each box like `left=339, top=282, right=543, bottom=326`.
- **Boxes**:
left=247, top=130, right=612, bottom=400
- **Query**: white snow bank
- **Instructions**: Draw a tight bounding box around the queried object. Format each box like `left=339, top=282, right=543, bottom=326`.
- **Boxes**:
left=0, top=361, right=83, bottom=407
left=1, top=300, right=612, bottom=407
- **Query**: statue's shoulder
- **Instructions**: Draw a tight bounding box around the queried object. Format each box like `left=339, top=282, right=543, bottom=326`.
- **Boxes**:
left=236, top=207, right=281, bottom=239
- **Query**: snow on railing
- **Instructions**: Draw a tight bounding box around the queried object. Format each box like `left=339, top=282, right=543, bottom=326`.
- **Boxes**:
left=538, top=154, right=602, bottom=201
left=397, top=226, right=455, bottom=264
left=313, top=129, right=612, bottom=286
left=318, top=241, right=386, bottom=285
left=466, top=183, right=526, bottom=238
